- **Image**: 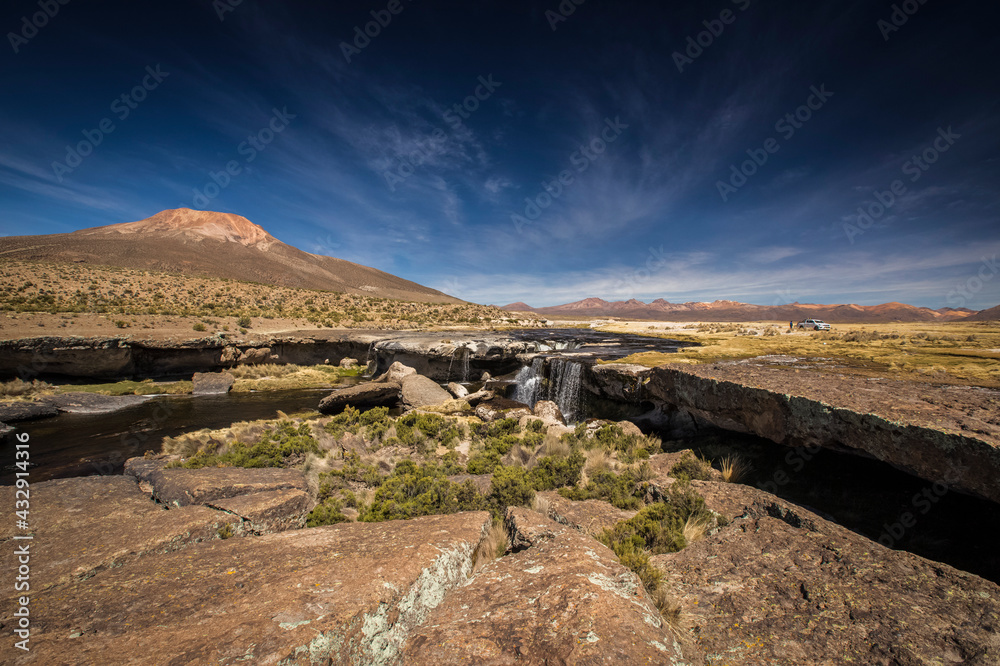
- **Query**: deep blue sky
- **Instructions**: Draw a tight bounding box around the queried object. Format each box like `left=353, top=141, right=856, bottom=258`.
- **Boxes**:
left=1, top=0, right=998, bottom=309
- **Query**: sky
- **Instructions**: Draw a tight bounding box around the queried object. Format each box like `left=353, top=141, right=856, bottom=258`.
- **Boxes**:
left=1, top=0, right=998, bottom=309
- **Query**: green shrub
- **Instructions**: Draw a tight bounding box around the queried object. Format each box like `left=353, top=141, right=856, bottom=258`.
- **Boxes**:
left=670, top=451, right=712, bottom=481
left=324, top=452, right=384, bottom=488
left=307, top=498, right=350, bottom=527
left=527, top=450, right=585, bottom=490
left=193, top=322, right=207, bottom=332
left=559, top=468, right=645, bottom=510
left=488, top=465, right=535, bottom=514
left=180, top=421, right=319, bottom=468
left=237, top=315, right=252, bottom=328
left=361, top=460, right=486, bottom=522
left=466, top=449, right=502, bottom=475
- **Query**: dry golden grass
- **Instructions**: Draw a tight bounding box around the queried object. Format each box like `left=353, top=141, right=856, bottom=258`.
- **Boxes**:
left=719, top=454, right=750, bottom=483
left=532, top=494, right=552, bottom=518
left=0, top=378, right=54, bottom=400
left=472, top=520, right=510, bottom=570
left=0, top=258, right=521, bottom=331
left=650, top=587, right=685, bottom=636
left=682, top=515, right=710, bottom=545
left=600, top=320, right=1000, bottom=387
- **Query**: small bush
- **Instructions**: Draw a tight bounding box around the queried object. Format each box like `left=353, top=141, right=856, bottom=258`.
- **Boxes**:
left=180, top=421, right=319, bottom=468
left=488, top=465, right=535, bottom=514
left=527, top=450, right=585, bottom=490
left=670, top=451, right=712, bottom=481
left=307, top=498, right=350, bottom=527
left=559, top=468, right=645, bottom=510
left=193, top=322, right=207, bottom=332
left=361, top=460, right=486, bottom=522
left=237, top=315, right=252, bottom=328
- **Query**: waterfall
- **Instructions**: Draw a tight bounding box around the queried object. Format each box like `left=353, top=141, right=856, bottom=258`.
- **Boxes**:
left=460, top=348, right=470, bottom=382
left=548, top=359, right=583, bottom=423
left=513, top=356, right=545, bottom=407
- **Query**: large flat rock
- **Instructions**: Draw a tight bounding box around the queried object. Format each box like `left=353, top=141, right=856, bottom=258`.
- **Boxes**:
left=42, top=392, right=150, bottom=414
left=318, top=380, right=401, bottom=414
left=10, top=512, right=491, bottom=665
left=651, top=481, right=1000, bottom=665
left=537, top=490, right=637, bottom=537
left=124, top=457, right=309, bottom=507
left=209, top=488, right=313, bottom=534
left=0, top=476, right=239, bottom=598
left=400, top=374, right=451, bottom=409
left=400, top=508, right=698, bottom=665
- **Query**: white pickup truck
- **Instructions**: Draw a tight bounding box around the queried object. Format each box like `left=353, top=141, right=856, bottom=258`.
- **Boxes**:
left=797, top=319, right=831, bottom=331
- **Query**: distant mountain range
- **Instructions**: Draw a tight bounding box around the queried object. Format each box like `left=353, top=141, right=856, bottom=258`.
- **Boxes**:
left=0, top=209, right=459, bottom=303
left=502, top=298, right=990, bottom=323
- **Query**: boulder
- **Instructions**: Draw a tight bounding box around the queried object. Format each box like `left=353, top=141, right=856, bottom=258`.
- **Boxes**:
left=446, top=381, right=469, bottom=398
left=475, top=396, right=533, bottom=422
left=0, top=400, right=58, bottom=422
left=318, top=381, right=401, bottom=413
left=400, top=508, right=697, bottom=664
left=191, top=371, right=235, bottom=395
left=616, top=419, right=643, bottom=437
left=124, top=457, right=309, bottom=507
left=463, top=389, right=492, bottom=406
left=375, top=360, right=417, bottom=383
left=532, top=399, right=565, bottom=425
left=400, top=374, right=452, bottom=409
left=339, top=357, right=360, bottom=368
left=0, top=476, right=240, bottom=596
left=650, top=481, right=1000, bottom=665
left=14, top=512, right=491, bottom=665
left=208, top=489, right=313, bottom=535
left=237, top=346, right=274, bottom=365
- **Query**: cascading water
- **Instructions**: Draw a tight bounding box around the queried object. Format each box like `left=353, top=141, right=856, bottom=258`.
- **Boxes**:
left=460, top=347, right=471, bottom=382
left=548, top=359, right=583, bottom=423
left=513, top=356, right=545, bottom=407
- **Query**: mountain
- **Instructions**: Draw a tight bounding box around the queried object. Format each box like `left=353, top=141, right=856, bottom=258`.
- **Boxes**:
left=0, top=209, right=459, bottom=303
left=502, top=298, right=978, bottom=323
left=967, top=305, right=1000, bottom=321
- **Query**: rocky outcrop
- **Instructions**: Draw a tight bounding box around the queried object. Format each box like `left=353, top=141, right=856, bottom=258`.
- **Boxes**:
left=650, top=480, right=1000, bottom=665
left=191, top=371, right=235, bottom=395
left=0, top=400, right=58, bottom=422
left=376, top=360, right=417, bottom=383
left=536, top=490, right=637, bottom=537
left=208, top=489, right=313, bottom=534
left=475, top=396, right=533, bottom=422
left=7, top=512, right=491, bottom=665
left=532, top=399, right=565, bottom=425
left=401, top=374, right=452, bottom=409
left=400, top=508, right=697, bottom=664
left=643, top=365, right=1000, bottom=504
left=318, top=381, right=401, bottom=413
left=124, top=457, right=309, bottom=507
left=446, top=381, right=468, bottom=398
left=0, top=476, right=240, bottom=595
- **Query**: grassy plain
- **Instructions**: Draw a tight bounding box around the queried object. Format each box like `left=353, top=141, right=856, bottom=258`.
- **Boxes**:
left=596, top=320, right=1000, bottom=387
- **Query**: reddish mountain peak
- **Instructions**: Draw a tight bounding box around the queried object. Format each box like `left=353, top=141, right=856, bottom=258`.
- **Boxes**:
left=74, top=208, right=277, bottom=248
left=502, top=302, right=535, bottom=311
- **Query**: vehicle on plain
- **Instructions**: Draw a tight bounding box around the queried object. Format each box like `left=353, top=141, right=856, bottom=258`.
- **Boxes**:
left=797, top=319, right=831, bottom=330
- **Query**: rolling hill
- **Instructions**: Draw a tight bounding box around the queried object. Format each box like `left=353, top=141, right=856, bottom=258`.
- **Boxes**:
left=0, top=209, right=459, bottom=303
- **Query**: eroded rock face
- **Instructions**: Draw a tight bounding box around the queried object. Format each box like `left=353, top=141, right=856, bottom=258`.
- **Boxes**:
left=475, top=396, right=533, bottom=422
left=639, top=364, right=1000, bottom=504
left=0, top=476, right=239, bottom=596
left=536, top=490, right=637, bottom=537
left=191, top=371, right=235, bottom=395
left=124, top=457, right=309, bottom=507
left=9, top=512, right=492, bottom=666
left=208, top=488, right=313, bottom=534
left=650, top=481, right=1000, bottom=665
left=400, top=507, right=697, bottom=665
left=401, top=374, right=452, bottom=409
left=318, top=381, right=401, bottom=413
